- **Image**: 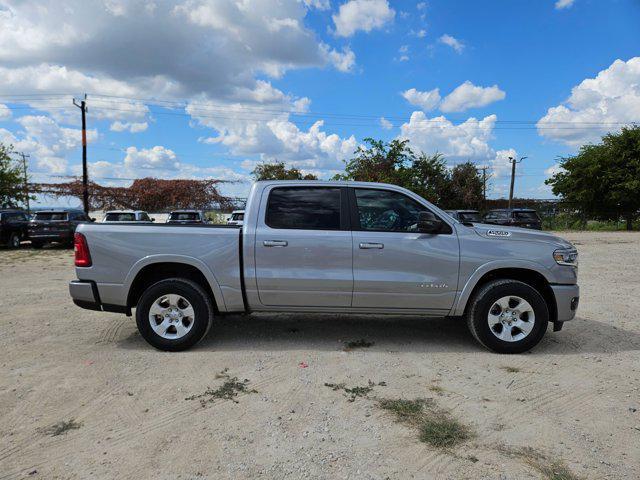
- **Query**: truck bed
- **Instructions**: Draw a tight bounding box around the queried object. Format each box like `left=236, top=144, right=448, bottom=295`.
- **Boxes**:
left=75, top=222, right=245, bottom=313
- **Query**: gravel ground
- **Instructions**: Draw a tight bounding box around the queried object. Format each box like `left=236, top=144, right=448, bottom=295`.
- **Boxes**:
left=1, top=231, right=639, bottom=480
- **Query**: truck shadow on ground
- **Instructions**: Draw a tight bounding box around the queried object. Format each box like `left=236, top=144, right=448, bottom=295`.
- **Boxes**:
left=118, top=314, right=640, bottom=354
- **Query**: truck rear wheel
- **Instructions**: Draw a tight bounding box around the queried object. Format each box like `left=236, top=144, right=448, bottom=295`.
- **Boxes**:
left=135, top=278, right=213, bottom=351
left=466, top=279, right=548, bottom=354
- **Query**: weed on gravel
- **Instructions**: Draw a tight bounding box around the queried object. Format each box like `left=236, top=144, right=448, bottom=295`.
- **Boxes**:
left=324, top=380, right=386, bottom=402
left=378, top=398, right=473, bottom=449
left=43, top=419, right=82, bottom=436
left=501, top=366, right=522, bottom=373
left=186, top=369, right=257, bottom=406
left=500, top=446, right=582, bottom=480
left=343, top=339, right=374, bottom=351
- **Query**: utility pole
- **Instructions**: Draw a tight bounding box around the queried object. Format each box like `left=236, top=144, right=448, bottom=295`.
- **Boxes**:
left=477, top=165, right=490, bottom=211
left=508, top=156, right=527, bottom=209
left=18, top=152, right=30, bottom=216
left=73, top=94, right=89, bottom=214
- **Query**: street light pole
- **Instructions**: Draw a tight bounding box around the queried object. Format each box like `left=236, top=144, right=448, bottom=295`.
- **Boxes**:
left=508, top=156, right=527, bottom=209
left=73, top=94, right=89, bottom=215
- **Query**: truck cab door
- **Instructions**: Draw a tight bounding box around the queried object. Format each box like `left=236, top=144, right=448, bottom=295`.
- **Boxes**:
left=349, top=187, right=459, bottom=313
left=254, top=186, right=353, bottom=307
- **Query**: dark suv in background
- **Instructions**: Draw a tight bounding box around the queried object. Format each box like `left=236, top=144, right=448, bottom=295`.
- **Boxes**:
left=483, top=208, right=542, bottom=230
left=445, top=210, right=482, bottom=223
left=0, top=209, right=29, bottom=248
left=29, top=209, right=94, bottom=248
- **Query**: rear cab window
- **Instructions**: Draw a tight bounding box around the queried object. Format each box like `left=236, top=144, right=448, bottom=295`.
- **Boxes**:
left=105, top=213, right=136, bottom=221
left=34, top=212, right=68, bottom=221
left=266, top=187, right=343, bottom=230
left=170, top=212, right=199, bottom=221
left=514, top=211, right=540, bottom=221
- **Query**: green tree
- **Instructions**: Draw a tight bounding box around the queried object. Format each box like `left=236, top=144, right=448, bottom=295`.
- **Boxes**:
left=408, top=152, right=449, bottom=205
left=334, top=138, right=413, bottom=185
left=0, top=143, right=31, bottom=209
left=252, top=161, right=317, bottom=181
left=446, top=162, right=484, bottom=210
left=546, top=126, right=640, bottom=230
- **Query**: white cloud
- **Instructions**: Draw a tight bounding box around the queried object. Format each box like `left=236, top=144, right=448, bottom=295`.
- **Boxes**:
left=124, top=146, right=179, bottom=171
left=332, top=0, right=395, bottom=37
left=0, top=103, right=11, bottom=120
left=545, top=163, right=563, bottom=176
left=322, top=45, right=356, bottom=73
left=380, top=117, right=393, bottom=130
left=109, top=121, right=148, bottom=133
left=417, top=2, right=427, bottom=10
left=555, top=0, right=575, bottom=10
left=303, top=0, right=331, bottom=9
left=401, top=87, right=441, bottom=111
left=416, top=29, right=427, bottom=38
left=440, top=81, right=506, bottom=112
left=399, top=112, right=497, bottom=162
left=537, top=57, right=640, bottom=145
left=438, top=34, right=464, bottom=53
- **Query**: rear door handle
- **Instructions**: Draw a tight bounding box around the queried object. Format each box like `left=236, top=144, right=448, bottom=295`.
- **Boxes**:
left=359, top=242, right=384, bottom=249
left=263, top=240, right=288, bottom=247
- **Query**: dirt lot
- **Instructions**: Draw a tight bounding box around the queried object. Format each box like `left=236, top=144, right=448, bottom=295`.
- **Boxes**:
left=1, top=231, right=639, bottom=480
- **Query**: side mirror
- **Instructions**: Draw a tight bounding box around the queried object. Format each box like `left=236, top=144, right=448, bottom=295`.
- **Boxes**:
left=417, top=211, right=443, bottom=234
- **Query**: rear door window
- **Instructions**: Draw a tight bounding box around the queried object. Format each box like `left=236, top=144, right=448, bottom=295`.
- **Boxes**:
left=34, top=212, right=68, bottom=221
left=266, top=187, right=341, bottom=230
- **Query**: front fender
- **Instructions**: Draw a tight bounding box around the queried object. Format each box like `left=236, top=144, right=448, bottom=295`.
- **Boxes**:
left=451, top=259, right=552, bottom=316
left=124, top=254, right=228, bottom=312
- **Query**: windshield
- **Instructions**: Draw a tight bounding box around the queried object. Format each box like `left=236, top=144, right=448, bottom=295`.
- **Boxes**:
left=170, top=212, right=199, bottom=220
left=105, top=212, right=136, bottom=222
left=34, top=212, right=68, bottom=221
left=514, top=211, right=540, bottom=220
left=459, top=212, right=482, bottom=222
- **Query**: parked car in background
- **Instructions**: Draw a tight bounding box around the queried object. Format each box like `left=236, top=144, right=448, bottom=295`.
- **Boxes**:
left=166, top=210, right=206, bottom=224
left=227, top=210, right=244, bottom=226
left=102, top=210, right=154, bottom=223
left=29, top=209, right=94, bottom=248
left=70, top=180, right=579, bottom=354
left=445, top=210, right=482, bottom=223
left=0, top=209, right=29, bottom=248
left=483, top=208, right=542, bottom=230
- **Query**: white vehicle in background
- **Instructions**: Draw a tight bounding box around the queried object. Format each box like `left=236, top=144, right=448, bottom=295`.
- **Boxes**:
left=102, top=210, right=154, bottom=223
left=166, top=210, right=206, bottom=224
left=227, top=210, right=244, bottom=226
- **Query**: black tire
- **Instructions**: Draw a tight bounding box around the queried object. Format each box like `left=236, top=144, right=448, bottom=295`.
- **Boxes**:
left=466, top=279, right=549, bottom=354
left=8, top=233, right=21, bottom=249
left=31, top=240, right=44, bottom=249
left=135, top=278, right=214, bottom=351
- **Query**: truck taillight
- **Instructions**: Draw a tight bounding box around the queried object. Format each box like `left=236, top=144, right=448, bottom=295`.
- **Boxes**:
left=74, top=233, right=92, bottom=267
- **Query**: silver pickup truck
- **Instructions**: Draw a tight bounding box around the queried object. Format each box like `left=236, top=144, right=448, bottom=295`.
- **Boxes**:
left=69, top=181, right=579, bottom=353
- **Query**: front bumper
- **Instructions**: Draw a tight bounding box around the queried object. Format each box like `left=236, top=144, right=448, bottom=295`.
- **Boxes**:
left=550, top=284, right=580, bottom=322
left=69, top=280, right=128, bottom=314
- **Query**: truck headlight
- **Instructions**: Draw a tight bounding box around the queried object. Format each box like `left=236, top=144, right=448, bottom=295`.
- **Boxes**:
left=553, top=248, right=578, bottom=267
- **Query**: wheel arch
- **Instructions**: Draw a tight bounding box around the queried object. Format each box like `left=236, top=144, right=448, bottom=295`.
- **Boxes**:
left=125, top=257, right=225, bottom=312
left=453, top=264, right=557, bottom=323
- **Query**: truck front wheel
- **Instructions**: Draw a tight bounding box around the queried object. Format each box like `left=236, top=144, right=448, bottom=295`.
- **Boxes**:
left=135, top=278, right=214, bottom=351
left=466, top=279, right=549, bottom=354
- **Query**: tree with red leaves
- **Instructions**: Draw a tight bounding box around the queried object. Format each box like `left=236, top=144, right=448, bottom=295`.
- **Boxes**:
left=34, top=177, right=233, bottom=212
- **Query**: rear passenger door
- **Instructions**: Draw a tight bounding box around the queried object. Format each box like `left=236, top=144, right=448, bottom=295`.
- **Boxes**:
left=254, top=186, right=353, bottom=307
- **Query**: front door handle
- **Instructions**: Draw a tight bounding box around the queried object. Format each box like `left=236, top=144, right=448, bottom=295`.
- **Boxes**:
left=359, top=242, right=384, bottom=249
left=263, top=240, right=288, bottom=247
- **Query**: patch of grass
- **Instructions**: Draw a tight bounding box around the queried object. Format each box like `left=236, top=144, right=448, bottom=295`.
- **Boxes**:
left=501, top=446, right=582, bottom=480
left=325, top=380, right=386, bottom=402
left=428, top=384, right=445, bottom=394
left=378, top=398, right=472, bottom=449
left=186, top=369, right=257, bottom=406
left=501, top=366, right=521, bottom=373
left=344, top=339, right=374, bottom=351
left=43, top=419, right=82, bottom=436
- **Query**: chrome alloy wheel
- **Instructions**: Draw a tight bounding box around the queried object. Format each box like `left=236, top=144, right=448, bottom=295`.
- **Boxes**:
left=487, top=295, right=535, bottom=342
left=148, top=294, right=195, bottom=339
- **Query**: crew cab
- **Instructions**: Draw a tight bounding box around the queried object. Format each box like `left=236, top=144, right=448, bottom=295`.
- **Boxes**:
left=30, top=209, right=93, bottom=248
left=69, top=181, right=579, bottom=353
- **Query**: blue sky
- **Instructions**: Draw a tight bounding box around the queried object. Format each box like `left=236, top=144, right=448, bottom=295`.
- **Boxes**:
left=0, top=0, right=638, bottom=206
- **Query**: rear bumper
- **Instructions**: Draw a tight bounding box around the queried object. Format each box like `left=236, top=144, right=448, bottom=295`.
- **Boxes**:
left=69, top=280, right=128, bottom=314
left=550, top=284, right=580, bottom=322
